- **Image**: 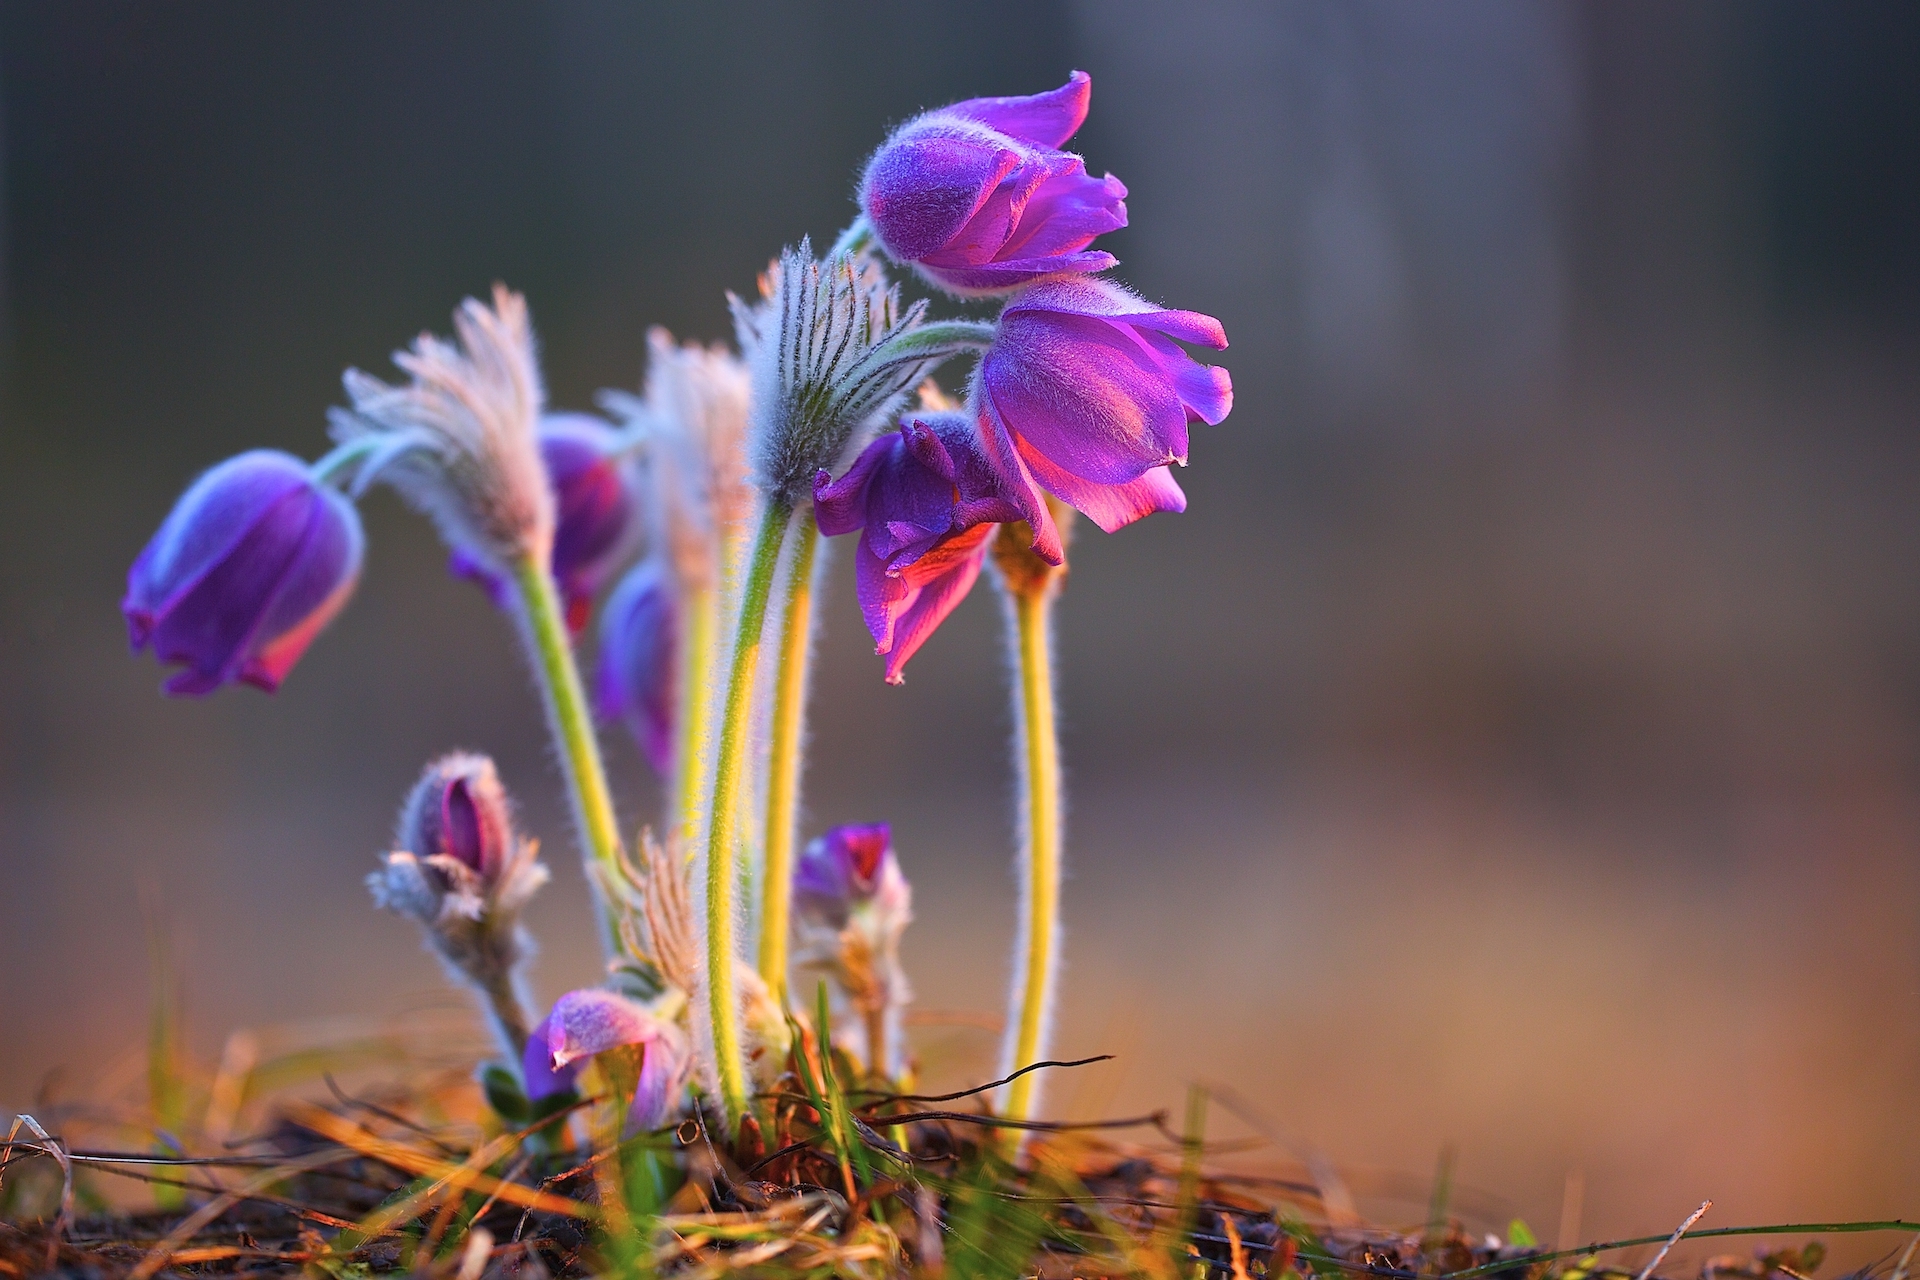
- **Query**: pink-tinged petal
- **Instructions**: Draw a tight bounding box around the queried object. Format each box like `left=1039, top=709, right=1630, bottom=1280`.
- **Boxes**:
left=984, top=309, right=1189, bottom=483
left=968, top=391, right=1065, bottom=564
left=1131, top=329, right=1235, bottom=425
left=1008, top=277, right=1229, bottom=349
left=990, top=164, right=1127, bottom=261
left=941, top=71, right=1092, bottom=150
left=1017, top=446, right=1188, bottom=534
left=126, top=451, right=364, bottom=697
left=875, top=522, right=994, bottom=684
left=864, top=132, right=1021, bottom=261
left=544, top=988, right=666, bottom=1069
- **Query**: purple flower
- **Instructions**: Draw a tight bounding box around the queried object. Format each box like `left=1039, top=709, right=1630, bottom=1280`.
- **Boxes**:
left=791, top=824, right=914, bottom=1077
left=814, top=412, right=1028, bottom=683
left=124, top=450, right=364, bottom=696
left=369, top=752, right=548, bottom=930
left=861, top=71, right=1127, bottom=296
left=793, top=824, right=899, bottom=925
left=453, top=412, right=638, bottom=634
left=975, top=276, right=1232, bottom=542
left=522, top=988, right=689, bottom=1131
left=594, top=557, right=677, bottom=774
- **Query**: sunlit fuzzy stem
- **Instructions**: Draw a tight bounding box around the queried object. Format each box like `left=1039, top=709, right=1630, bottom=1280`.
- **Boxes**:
left=704, top=499, right=791, bottom=1131
left=509, top=553, right=625, bottom=953
left=757, top=510, right=821, bottom=1007
left=672, top=582, right=718, bottom=849
left=473, top=953, right=534, bottom=1061
left=991, top=512, right=1072, bottom=1136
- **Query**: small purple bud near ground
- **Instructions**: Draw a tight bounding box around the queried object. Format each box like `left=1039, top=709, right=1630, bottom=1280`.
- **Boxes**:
left=368, top=753, right=549, bottom=1059
left=861, top=71, right=1128, bottom=297
left=791, top=823, right=914, bottom=1079
left=123, top=449, right=364, bottom=696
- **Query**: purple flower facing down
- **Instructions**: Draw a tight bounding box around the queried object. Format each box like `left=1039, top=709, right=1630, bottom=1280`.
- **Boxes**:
left=815, top=413, right=1029, bottom=683
left=793, top=823, right=899, bottom=927
left=976, top=277, right=1232, bottom=538
left=792, top=824, right=914, bottom=1076
left=124, top=450, right=364, bottom=696
left=453, top=412, right=638, bottom=634
left=594, top=557, right=677, bottom=775
left=861, top=71, right=1127, bottom=296
left=522, top=989, right=689, bottom=1131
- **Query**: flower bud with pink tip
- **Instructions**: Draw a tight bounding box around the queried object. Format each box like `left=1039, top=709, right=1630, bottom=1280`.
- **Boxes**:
left=791, top=823, right=914, bottom=1078
left=123, top=450, right=364, bottom=696
left=368, top=753, right=549, bottom=1056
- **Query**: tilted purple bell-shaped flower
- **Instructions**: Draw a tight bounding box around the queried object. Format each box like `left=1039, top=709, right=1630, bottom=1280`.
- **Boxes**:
left=975, top=276, right=1232, bottom=542
left=861, top=71, right=1127, bottom=296
left=814, top=412, right=1029, bottom=684
left=124, top=450, right=364, bottom=696
left=594, top=557, right=678, bottom=776
left=791, top=824, right=914, bottom=1077
left=522, top=988, right=691, bottom=1132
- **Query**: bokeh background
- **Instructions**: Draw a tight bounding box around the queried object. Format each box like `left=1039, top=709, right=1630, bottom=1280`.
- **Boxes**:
left=4, top=0, right=1917, bottom=1259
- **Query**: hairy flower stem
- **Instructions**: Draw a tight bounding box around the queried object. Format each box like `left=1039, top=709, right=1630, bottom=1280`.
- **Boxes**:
left=705, top=499, right=791, bottom=1132
left=991, top=513, right=1072, bottom=1136
left=509, top=553, right=625, bottom=953
left=673, top=583, right=718, bottom=848
left=757, top=510, right=821, bottom=1006
left=474, top=959, right=533, bottom=1062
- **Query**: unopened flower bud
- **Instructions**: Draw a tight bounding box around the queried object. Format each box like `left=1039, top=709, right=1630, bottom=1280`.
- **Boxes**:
left=124, top=450, right=364, bottom=696
left=792, top=823, right=914, bottom=1077
left=368, top=753, right=549, bottom=1056
left=861, top=71, right=1127, bottom=297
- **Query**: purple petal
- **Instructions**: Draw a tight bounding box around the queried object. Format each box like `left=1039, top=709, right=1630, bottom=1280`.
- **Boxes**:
left=1018, top=447, right=1187, bottom=533
left=866, top=522, right=995, bottom=685
left=993, top=168, right=1129, bottom=261
left=864, top=132, right=1021, bottom=261
left=544, top=988, right=664, bottom=1068
left=595, top=559, right=677, bottom=776
left=522, top=1012, right=579, bottom=1101
left=628, top=1031, right=688, bottom=1132
left=940, top=71, right=1092, bottom=150
left=984, top=309, right=1190, bottom=483
left=540, top=413, right=635, bottom=627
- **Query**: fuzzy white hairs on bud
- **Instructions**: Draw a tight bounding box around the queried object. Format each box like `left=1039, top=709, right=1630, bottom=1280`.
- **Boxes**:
left=329, top=286, right=554, bottom=576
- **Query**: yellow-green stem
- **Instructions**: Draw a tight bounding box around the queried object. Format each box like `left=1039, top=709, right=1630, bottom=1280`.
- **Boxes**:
left=757, top=510, right=820, bottom=1006
left=705, top=500, right=791, bottom=1131
left=673, top=582, right=718, bottom=849
left=1001, top=585, right=1061, bottom=1127
left=510, top=553, right=624, bottom=950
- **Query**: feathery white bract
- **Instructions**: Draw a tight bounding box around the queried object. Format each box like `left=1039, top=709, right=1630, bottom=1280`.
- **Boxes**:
left=329, top=285, right=554, bottom=574
left=729, top=240, right=935, bottom=506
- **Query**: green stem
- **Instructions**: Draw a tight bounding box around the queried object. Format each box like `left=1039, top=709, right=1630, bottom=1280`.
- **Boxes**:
left=509, top=553, right=625, bottom=951
left=705, top=499, right=791, bottom=1132
left=673, top=582, right=718, bottom=850
left=1001, top=584, right=1062, bottom=1127
left=757, top=510, right=820, bottom=1007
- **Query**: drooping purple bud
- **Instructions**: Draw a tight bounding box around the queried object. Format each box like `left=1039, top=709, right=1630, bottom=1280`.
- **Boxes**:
left=594, top=557, right=678, bottom=776
left=123, top=450, right=364, bottom=696
left=814, top=412, right=1030, bottom=683
left=793, top=823, right=897, bottom=926
left=522, top=988, right=690, bottom=1131
left=975, top=276, right=1231, bottom=534
left=860, top=72, right=1127, bottom=297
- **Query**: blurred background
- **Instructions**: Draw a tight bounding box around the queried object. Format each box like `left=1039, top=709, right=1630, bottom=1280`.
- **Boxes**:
left=3, top=0, right=1917, bottom=1258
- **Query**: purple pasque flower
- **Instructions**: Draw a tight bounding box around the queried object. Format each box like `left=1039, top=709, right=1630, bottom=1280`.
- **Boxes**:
left=453, top=412, right=639, bottom=634
left=975, top=276, right=1232, bottom=541
left=814, top=412, right=1029, bottom=684
left=522, top=988, right=690, bottom=1131
left=793, top=824, right=904, bottom=927
left=594, top=556, right=677, bottom=775
left=124, top=450, right=364, bottom=696
left=861, top=71, right=1127, bottom=296
left=368, top=752, right=548, bottom=931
